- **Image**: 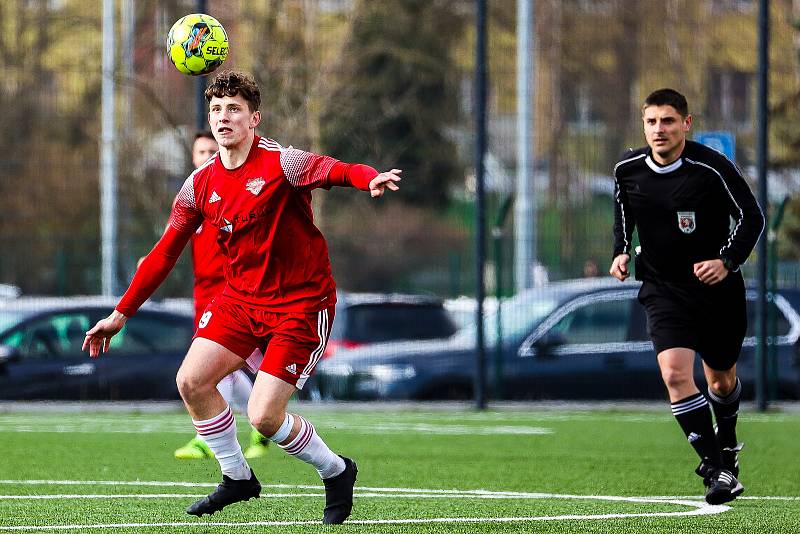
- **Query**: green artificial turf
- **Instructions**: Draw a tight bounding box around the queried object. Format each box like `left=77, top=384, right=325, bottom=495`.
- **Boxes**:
left=0, top=406, right=797, bottom=533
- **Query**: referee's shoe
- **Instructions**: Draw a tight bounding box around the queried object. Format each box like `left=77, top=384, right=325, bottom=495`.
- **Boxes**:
left=186, top=470, right=261, bottom=516
left=696, top=461, right=744, bottom=505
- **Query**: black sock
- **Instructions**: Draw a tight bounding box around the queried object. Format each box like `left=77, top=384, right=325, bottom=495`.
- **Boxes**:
left=708, top=378, right=741, bottom=449
left=671, top=393, right=722, bottom=467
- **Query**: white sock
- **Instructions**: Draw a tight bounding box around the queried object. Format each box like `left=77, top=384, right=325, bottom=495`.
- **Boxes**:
left=193, top=405, right=251, bottom=480
left=276, top=414, right=345, bottom=479
left=216, top=370, right=253, bottom=415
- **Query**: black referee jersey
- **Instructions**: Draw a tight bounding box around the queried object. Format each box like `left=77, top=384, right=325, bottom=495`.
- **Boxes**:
left=612, top=140, right=764, bottom=283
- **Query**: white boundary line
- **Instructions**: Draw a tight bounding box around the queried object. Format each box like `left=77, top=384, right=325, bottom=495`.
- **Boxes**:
left=1, top=480, right=797, bottom=500
left=0, top=479, right=734, bottom=530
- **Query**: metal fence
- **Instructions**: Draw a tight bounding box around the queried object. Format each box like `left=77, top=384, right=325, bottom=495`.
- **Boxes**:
left=1, top=0, right=799, bottom=298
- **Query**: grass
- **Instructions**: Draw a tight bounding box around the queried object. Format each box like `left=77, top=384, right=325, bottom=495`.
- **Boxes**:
left=0, top=405, right=798, bottom=532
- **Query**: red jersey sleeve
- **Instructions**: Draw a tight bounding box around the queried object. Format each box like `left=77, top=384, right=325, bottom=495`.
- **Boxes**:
left=328, top=161, right=378, bottom=191
left=115, top=176, right=201, bottom=316
left=270, top=139, right=376, bottom=191
left=168, top=175, right=204, bottom=232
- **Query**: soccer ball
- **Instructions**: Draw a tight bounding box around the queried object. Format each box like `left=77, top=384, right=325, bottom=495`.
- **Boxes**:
left=167, top=13, right=228, bottom=76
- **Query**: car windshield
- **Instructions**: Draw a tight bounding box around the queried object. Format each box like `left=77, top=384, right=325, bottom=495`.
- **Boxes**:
left=452, top=294, right=558, bottom=345
left=0, top=310, right=30, bottom=334
left=342, top=304, right=456, bottom=343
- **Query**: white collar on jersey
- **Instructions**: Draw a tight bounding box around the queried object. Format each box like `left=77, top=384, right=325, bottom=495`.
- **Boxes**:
left=645, top=155, right=683, bottom=174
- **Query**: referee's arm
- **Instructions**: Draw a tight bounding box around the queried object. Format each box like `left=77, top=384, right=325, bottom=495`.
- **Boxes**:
left=612, top=176, right=635, bottom=256
left=717, top=157, right=765, bottom=267
left=611, top=178, right=634, bottom=280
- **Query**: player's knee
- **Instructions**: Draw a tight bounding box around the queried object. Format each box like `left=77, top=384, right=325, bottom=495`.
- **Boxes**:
left=176, top=367, right=208, bottom=402
left=248, top=407, right=283, bottom=437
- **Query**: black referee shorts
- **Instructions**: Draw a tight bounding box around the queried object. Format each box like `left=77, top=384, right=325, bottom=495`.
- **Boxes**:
left=637, top=273, right=747, bottom=371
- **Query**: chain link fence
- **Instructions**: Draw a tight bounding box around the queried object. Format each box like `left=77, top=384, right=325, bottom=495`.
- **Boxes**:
left=1, top=0, right=798, bottom=298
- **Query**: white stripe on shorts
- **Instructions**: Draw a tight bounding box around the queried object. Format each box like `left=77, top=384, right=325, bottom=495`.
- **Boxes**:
left=295, top=308, right=329, bottom=390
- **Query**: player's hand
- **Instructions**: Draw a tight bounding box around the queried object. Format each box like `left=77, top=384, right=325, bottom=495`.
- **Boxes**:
left=82, top=310, right=128, bottom=358
left=369, top=169, right=402, bottom=198
left=694, top=259, right=728, bottom=285
left=609, top=254, right=630, bottom=281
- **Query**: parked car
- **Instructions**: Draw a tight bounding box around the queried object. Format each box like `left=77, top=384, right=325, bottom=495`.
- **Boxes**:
left=0, top=297, right=194, bottom=400
left=313, top=278, right=800, bottom=400
left=299, top=292, right=458, bottom=399
left=444, top=296, right=498, bottom=330
left=324, top=292, right=458, bottom=358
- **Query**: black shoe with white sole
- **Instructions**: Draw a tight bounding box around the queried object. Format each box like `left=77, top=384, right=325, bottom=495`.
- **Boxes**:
left=696, top=461, right=744, bottom=505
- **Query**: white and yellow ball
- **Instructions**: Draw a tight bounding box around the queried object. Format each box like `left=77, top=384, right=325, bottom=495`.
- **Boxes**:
left=167, top=13, right=228, bottom=76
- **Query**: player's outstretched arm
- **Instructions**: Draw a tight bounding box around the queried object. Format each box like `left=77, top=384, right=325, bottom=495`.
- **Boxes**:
left=82, top=310, right=128, bottom=358
left=609, top=253, right=630, bottom=282
left=369, top=169, right=402, bottom=198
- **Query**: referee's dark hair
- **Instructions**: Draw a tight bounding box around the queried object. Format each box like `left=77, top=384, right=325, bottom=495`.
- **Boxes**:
left=642, top=88, right=689, bottom=117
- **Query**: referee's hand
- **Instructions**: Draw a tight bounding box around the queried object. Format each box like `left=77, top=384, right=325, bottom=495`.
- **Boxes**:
left=610, top=254, right=630, bottom=281
left=694, top=259, right=729, bottom=285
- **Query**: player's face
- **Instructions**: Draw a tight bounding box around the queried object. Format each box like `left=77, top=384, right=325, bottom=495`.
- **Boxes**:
left=642, top=105, right=692, bottom=164
left=208, top=94, right=261, bottom=150
left=191, top=137, right=218, bottom=169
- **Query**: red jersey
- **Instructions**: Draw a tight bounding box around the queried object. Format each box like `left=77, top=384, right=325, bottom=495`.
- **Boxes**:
left=191, top=221, right=226, bottom=324
left=117, top=136, right=376, bottom=317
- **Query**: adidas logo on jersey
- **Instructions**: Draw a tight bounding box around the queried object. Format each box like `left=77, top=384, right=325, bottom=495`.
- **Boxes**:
left=285, top=363, right=297, bottom=375
left=688, top=432, right=701, bottom=443
left=209, top=191, right=221, bottom=203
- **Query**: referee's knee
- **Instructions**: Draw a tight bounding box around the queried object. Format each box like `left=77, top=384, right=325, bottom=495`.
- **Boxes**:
left=708, top=374, right=737, bottom=397
left=659, top=367, right=694, bottom=392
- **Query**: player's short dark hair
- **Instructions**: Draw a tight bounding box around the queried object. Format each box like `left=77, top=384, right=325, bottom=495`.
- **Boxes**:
left=194, top=130, right=215, bottom=142
left=205, top=71, right=261, bottom=112
left=642, top=88, right=688, bottom=117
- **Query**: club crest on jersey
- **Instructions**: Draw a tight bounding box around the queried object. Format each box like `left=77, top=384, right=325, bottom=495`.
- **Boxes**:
left=245, top=177, right=265, bottom=195
left=677, top=211, right=696, bottom=234
left=220, top=218, right=233, bottom=233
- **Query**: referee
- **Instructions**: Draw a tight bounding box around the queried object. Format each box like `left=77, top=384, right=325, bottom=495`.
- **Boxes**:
left=610, top=88, right=764, bottom=505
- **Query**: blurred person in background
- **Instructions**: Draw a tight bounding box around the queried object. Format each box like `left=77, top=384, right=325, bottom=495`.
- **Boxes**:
left=610, top=88, right=763, bottom=505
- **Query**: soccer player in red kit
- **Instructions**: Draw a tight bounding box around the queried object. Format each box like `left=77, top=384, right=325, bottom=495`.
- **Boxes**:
left=173, top=131, right=269, bottom=461
left=83, top=71, right=401, bottom=524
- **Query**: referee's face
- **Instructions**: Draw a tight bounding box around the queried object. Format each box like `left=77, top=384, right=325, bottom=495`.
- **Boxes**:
left=642, top=105, right=692, bottom=165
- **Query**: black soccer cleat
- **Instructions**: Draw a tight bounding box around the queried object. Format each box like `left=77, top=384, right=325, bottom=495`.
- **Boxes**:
left=322, top=456, right=358, bottom=524
left=696, top=462, right=744, bottom=505
left=721, top=442, right=744, bottom=478
left=186, top=470, right=261, bottom=517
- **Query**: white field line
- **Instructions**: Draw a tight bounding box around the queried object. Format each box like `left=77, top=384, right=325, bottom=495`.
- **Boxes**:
left=0, top=511, right=727, bottom=532
left=0, top=479, right=733, bottom=530
left=0, top=421, right=553, bottom=435
left=0, top=480, right=797, bottom=501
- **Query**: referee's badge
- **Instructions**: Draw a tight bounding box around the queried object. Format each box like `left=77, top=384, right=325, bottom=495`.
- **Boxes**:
left=677, top=211, right=696, bottom=234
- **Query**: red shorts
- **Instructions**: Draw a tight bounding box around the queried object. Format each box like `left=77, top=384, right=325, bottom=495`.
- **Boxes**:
left=194, top=296, right=334, bottom=389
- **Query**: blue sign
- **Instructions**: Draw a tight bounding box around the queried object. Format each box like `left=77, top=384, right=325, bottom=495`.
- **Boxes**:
left=695, top=131, right=736, bottom=162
